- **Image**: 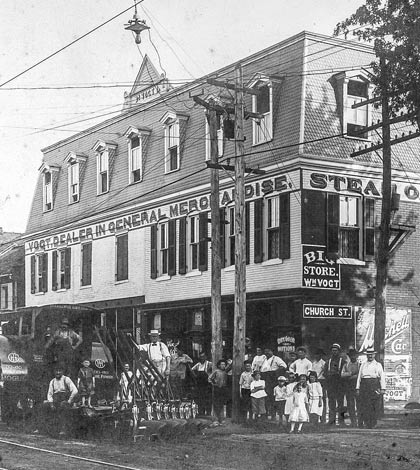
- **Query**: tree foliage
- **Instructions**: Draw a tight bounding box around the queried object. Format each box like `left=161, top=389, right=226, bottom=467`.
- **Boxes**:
left=335, top=0, right=420, bottom=126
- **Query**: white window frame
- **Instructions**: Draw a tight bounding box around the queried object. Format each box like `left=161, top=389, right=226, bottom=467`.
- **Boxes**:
left=159, top=222, right=169, bottom=275
left=205, top=114, right=224, bottom=161
left=339, top=195, right=361, bottom=259
left=43, top=171, right=53, bottom=212
left=330, top=71, right=373, bottom=141
left=159, top=111, right=189, bottom=174
left=189, top=215, right=200, bottom=271
left=92, top=140, right=117, bottom=195
left=266, top=196, right=280, bottom=260
left=124, top=126, right=151, bottom=184
left=225, top=207, right=236, bottom=267
left=39, top=162, right=60, bottom=212
left=64, top=152, right=86, bottom=204
left=0, top=284, right=10, bottom=310
left=251, top=79, right=273, bottom=145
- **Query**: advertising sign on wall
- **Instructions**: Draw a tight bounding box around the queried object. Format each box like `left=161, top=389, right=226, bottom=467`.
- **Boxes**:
left=302, top=245, right=340, bottom=290
left=355, top=306, right=412, bottom=401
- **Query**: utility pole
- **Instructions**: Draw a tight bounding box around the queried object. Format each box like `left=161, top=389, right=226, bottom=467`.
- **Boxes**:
left=232, top=64, right=246, bottom=423
left=374, top=57, right=391, bottom=366
left=208, top=99, right=223, bottom=365
left=351, top=59, right=417, bottom=365
left=192, top=95, right=223, bottom=366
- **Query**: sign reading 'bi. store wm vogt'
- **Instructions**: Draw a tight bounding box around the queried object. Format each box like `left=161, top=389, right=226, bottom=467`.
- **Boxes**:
left=302, top=245, right=340, bottom=290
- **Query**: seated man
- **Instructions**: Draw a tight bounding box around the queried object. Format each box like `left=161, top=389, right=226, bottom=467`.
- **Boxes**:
left=36, top=366, right=78, bottom=436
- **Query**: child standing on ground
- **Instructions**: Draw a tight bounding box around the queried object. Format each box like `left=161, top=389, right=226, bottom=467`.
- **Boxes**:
left=273, top=376, right=287, bottom=425
left=250, top=371, right=267, bottom=420
left=289, top=383, right=309, bottom=434
left=284, top=371, right=298, bottom=422
left=77, top=359, right=95, bottom=407
left=208, top=359, right=228, bottom=426
left=308, top=371, right=323, bottom=425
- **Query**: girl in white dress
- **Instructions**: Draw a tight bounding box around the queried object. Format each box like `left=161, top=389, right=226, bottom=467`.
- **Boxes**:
left=308, top=371, right=323, bottom=424
left=289, top=383, right=309, bottom=433
left=284, top=371, right=298, bottom=421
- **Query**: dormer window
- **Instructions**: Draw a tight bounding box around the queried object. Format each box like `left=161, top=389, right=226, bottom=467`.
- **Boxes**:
left=64, top=152, right=86, bottom=204
left=44, top=172, right=52, bottom=211
left=39, top=162, right=60, bottom=212
left=251, top=78, right=273, bottom=145
left=92, top=140, right=117, bottom=195
left=124, top=126, right=151, bottom=184
left=330, top=71, right=372, bottom=141
left=346, top=79, right=369, bottom=138
left=159, top=111, right=189, bottom=174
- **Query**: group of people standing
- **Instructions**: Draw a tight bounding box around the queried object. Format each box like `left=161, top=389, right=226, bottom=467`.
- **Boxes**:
left=192, top=343, right=386, bottom=430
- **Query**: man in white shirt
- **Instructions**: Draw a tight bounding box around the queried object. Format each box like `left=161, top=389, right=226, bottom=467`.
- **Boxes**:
left=251, top=347, right=267, bottom=372
left=260, top=349, right=287, bottom=418
left=137, top=329, right=171, bottom=377
left=289, top=347, right=312, bottom=375
left=356, top=348, right=385, bottom=428
left=37, top=366, right=78, bottom=436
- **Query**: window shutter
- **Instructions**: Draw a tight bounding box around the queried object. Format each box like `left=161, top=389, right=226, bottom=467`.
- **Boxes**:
left=254, top=198, right=264, bottom=263
left=364, top=198, right=375, bottom=259
left=150, top=224, right=158, bottom=279
left=52, top=251, right=58, bottom=291
left=41, top=252, right=48, bottom=293
left=30, top=256, right=36, bottom=294
left=168, top=219, right=177, bottom=276
left=301, top=190, right=326, bottom=246
left=116, top=234, right=128, bottom=281
left=327, top=193, right=340, bottom=255
left=64, top=247, right=71, bottom=289
left=245, top=202, right=250, bottom=264
left=220, top=208, right=226, bottom=268
left=81, top=243, right=92, bottom=286
left=199, top=212, right=209, bottom=271
left=279, top=193, right=290, bottom=259
left=178, top=217, right=187, bottom=274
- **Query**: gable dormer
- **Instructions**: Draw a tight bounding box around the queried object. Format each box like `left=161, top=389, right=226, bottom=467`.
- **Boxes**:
left=123, top=55, right=172, bottom=109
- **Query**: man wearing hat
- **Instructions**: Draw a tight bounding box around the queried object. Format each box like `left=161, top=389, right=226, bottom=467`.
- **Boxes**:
left=341, top=347, right=360, bottom=426
left=324, top=343, right=345, bottom=425
left=356, top=348, right=385, bottom=428
left=137, top=330, right=171, bottom=377
left=45, top=318, right=82, bottom=379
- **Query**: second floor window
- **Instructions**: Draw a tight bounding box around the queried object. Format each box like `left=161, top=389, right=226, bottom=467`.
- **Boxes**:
left=189, top=216, right=200, bottom=270
left=30, top=253, right=48, bottom=294
left=52, top=247, right=71, bottom=290
left=267, top=197, right=280, bottom=260
left=160, top=223, right=169, bottom=275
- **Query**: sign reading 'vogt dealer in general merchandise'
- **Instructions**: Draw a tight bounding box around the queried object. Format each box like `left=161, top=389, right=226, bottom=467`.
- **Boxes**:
left=302, top=245, right=341, bottom=290
left=303, top=304, right=352, bottom=319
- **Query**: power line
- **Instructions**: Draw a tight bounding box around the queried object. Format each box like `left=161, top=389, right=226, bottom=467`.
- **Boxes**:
left=0, top=1, right=144, bottom=88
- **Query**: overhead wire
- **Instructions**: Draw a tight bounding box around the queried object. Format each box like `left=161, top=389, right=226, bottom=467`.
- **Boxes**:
left=0, top=1, right=144, bottom=88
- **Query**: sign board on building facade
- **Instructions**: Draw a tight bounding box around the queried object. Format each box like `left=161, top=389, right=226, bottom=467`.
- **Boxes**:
left=355, top=306, right=412, bottom=401
left=303, top=304, right=352, bottom=319
left=302, top=245, right=340, bottom=290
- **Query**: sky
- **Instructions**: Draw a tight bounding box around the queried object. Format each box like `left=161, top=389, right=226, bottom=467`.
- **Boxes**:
left=0, top=0, right=364, bottom=233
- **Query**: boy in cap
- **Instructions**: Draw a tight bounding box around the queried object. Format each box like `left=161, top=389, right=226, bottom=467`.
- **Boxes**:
left=273, top=376, right=287, bottom=425
left=250, top=370, right=267, bottom=420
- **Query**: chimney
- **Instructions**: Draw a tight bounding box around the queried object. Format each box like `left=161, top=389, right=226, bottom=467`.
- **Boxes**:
left=0, top=227, right=3, bottom=235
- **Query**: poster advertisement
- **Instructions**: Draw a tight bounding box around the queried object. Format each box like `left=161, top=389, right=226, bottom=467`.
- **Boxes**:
left=355, top=306, right=412, bottom=401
